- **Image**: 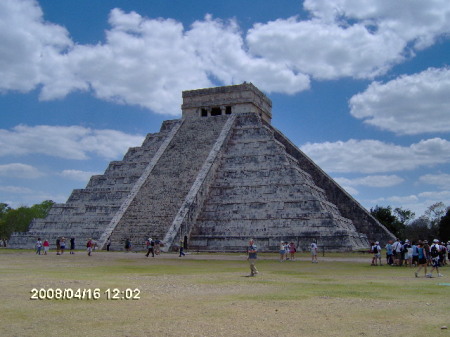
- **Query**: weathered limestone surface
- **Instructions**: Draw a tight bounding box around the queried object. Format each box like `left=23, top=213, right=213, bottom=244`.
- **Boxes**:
left=188, top=113, right=371, bottom=252
left=9, top=83, right=394, bottom=251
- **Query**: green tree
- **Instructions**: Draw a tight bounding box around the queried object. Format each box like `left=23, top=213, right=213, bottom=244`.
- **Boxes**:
left=0, top=203, right=12, bottom=246
left=0, top=200, right=54, bottom=243
left=394, top=207, right=415, bottom=225
left=370, top=205, right=405, bottom=238
left=439, top=208, right=450, bottom=242
left=404, top=216, right=436, bottom=243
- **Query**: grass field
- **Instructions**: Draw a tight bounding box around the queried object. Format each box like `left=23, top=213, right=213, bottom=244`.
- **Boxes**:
left=0, top=249, right=449, bottom=337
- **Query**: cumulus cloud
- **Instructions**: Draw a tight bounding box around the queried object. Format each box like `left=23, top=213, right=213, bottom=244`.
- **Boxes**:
left=0, top=163, right=43, bottom=178
left=1, top=0, right=449, bottom=114
left=60, top=169, right=100, bottom=182
left=0, top=125, right=144, bottom=160
left=419, top=173, right=450, bottom=189
left=0, top=0, right=74, bottom=93
left=349, top=68, right=450, bottom=135
left=247, top=0, right=450, bottom=80
left=300, top=138, right=450, bottom=174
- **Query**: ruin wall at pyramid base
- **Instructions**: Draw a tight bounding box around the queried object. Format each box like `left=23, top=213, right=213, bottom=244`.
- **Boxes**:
left=8, top=83, right=394, bottom=252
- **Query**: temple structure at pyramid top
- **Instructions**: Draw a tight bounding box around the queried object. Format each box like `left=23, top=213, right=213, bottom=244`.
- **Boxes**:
left=182, top=82, right=272, bottom=123
left=9, top=83, right=394, bottom=252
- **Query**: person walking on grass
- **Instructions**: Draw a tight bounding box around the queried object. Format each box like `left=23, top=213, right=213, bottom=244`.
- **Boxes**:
left=70, top=237, right=75, bottom=254
left=311, top=240, right=318, bottom=263
left=247, top=239, right=258, bottom=277
left=427, top=239, right=443, bottom=278
left=415, top=241, right=428, bottom=277
left=145, top=238, right=154, bottom=257
left=289, top=242, right=297, bottom=261
left=86, top=238, right=93, bottom=256
left=35, top=238, right=42, bottom=255
left=43, top=239, right=49, bottom=255
left=279, top=241, right=286, bottom=262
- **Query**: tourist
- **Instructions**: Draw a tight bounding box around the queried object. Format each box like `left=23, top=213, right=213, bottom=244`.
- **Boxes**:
left=279, top=241, right=285, bottom=262
left=447, top=241, right=450, bottom=262
left=106, top=237, right=111, bottom=251
left=86, top=238, right=93, bottom=256
left=403, top=240, right=412, bottom=267
left=439, top=242, right=447, bottom=266
left=411, top=242, right=419, bottom=267
left=311, top=240, right=318, bottom=263
left=246, top=239, right=258, bottom=277
left=392, top=238, right=403, bottom=266
left=43, top=239, right=49, bottom=255
left=284, top=242, right=289, bottom=260
left=145, top=238, right=155, bottom=257
left=371, top=241, right=382, bottom=266
left=56, top=237, right=61, bottom=255
left=179, top=240, right=185, bottom=257
left=385, top=240, right=393, bottom=265
left=60, top=237, right=66, bottom=254
left=70, top=237, right=75, bottom=254
left=423, top=240, right=431, bottom=266
left=125, top=238, right=131, bottom=252
left=35, top=238, right=42, bottom=255
left=415, top=241, right=428, bottom=277
left=154, top=239, right=161, bottom=255
left=289, top=242, right=297, bottom=261
left=426, top=239, right=443, bottom=278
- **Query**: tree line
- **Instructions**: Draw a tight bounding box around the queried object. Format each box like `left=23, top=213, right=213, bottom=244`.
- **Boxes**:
left=0, top=201, right=54, bottom=247
left=370, top=202, right=450, bottom=243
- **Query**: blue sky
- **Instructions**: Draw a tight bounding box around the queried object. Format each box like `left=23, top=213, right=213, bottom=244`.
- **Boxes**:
left=1, top=0, right=449, bottom=219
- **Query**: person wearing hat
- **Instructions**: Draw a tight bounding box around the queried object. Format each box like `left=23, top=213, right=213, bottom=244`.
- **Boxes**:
left=371, top=241, right=382, bottom=266
left=426, top=239, right=443, bottom=278
left=145, top=238, right=154, bottom=257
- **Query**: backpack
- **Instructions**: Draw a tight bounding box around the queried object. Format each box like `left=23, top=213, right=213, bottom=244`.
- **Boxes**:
left=430, top=245, right=439, bottom=258
left=373, top=246, right=378, bottom=253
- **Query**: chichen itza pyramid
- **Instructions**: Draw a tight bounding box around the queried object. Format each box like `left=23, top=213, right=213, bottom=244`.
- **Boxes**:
left=9, top=83, right=394, bottom=252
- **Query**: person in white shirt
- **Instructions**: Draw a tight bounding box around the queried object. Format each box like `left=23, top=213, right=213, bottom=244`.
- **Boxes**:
left=427, top=239, right=443, bottom=278
left=311, top=241, right=318, bottom=263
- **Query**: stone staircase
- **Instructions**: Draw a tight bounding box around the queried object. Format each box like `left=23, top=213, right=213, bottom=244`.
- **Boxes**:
left=8, top=120, right=180, bottom=249
left=107, top=115, right=230, bottom=250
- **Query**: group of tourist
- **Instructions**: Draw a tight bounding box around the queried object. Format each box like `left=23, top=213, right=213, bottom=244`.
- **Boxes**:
left=371, top=238, right=449, bottom=278
left=144, top=237, right=163, bottom=257
left=35, top=237, right=76, bottom=255
left=247, top=239, right=319, bottom=276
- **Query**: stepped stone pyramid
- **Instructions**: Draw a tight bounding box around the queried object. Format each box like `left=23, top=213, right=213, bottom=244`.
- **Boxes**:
left=9, top=83, right=394, bottom=251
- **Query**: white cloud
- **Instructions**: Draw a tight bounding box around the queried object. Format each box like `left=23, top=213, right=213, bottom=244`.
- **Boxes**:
left=419, top=173, right=450, bottom=189
left=0, top=185, right=33, bottom=194
left=0, top=163, right=43, bottom=178
left=1, top=0, right=449, bottom=114
left=60, top=169, right=100, bottom=182
left=247, top=0, right=450, bottom=80
left=0, top=125, right=144, bottom=160
left=334, top=175, right=404, bottom=187
left=303, top=0, right=450, bottom=49
left=349, top=68, right=450, bottom=135
left=300, top=138, right=450, bottom=174
left=0, top=0, right=74, bottom=93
